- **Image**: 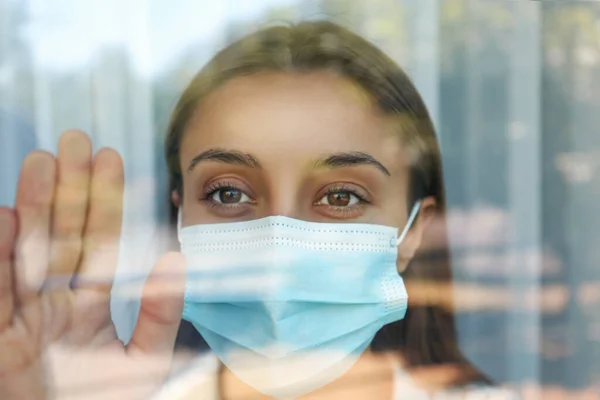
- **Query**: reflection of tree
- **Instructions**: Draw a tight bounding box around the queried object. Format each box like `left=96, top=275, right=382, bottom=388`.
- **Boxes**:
left=541, top=2, right=600, bottom=389
left=318, top=0, right=409, bottom=62
left=439, top=1, right=516, bottom=209
left=544, top=3, right=600, bottom=54
left=318, top=0, right=364, bottom=28
left=538, top=2, right=600, bottom=284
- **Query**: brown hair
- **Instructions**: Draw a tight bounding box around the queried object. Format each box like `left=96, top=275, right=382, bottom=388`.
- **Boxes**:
left=165, top=20, right=490, bottom=386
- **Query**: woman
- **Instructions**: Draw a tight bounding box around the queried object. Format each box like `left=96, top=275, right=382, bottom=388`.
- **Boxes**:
left=0, top=21, right=513, bottom=399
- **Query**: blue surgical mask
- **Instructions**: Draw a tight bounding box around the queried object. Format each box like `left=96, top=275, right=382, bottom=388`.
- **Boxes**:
left=178, top=202, right=421, bottom=399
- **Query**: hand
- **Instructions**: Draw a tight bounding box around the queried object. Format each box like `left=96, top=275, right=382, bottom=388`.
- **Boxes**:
left=0, top=131, right=186, bottom=400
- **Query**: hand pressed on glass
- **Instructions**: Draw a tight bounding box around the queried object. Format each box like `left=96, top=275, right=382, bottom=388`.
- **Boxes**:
left=0, top=130, right=185, bottom=400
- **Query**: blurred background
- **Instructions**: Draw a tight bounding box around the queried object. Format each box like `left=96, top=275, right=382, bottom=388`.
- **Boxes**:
left=1, top=0, right=599, bottom=397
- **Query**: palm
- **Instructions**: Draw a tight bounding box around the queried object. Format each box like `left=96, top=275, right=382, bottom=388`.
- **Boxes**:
left=0, top=131, right=185, bottom=400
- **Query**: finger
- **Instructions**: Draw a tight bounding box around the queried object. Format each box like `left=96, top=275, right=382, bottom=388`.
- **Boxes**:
left=0, top=208, right=17, bottom=330
left=77, top=148, right=124, bottom=289
left=128, top=252, right=186, bottom=355
left=48, top=131, right=92, bottom=286
left=14, top=151, right=56, bottom=299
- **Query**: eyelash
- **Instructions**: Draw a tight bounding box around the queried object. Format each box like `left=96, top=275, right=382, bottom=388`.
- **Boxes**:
left=202, top=181, right=250, bottom=208
left=201, top=181, right=370, bottom=215
left=321, top=185, right=369, bottom=205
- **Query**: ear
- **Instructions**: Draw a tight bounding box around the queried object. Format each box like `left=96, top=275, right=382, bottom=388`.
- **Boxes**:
left=171, top=190, right=181, bottom=208
left=397, top=196, right=437, bottom=273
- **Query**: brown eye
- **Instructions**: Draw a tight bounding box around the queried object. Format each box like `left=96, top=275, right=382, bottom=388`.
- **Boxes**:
left=327, top=192, right=351, bottom=207
left=317, top=190, right=361, bottom=207
left=220, top=189, right=242, bottom=204
left=210, top=188, right=250, bottom=204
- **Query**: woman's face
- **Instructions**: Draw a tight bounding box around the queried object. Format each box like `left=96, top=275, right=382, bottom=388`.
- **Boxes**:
left=177, top=72, right=423, bottom=235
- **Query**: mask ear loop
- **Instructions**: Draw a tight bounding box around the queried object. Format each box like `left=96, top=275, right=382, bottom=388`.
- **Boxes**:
left=177, top=208, right=183, bottom=244
left=396, top=200, right=422, bottom=246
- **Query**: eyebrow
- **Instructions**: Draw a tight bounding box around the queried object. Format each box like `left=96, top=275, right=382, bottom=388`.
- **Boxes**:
left=315, top=152, right=391, bottom=176
left=187, top=148, right=390, bottom=176
left=187, top=148, right=261, bottom=172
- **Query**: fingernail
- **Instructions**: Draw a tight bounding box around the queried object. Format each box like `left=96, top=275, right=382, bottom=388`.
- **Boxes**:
left=94, top=148, right=124, bottom=178
left=23, top=151, right=55, bottom=181
left=61, top=130, right=92, bottom=164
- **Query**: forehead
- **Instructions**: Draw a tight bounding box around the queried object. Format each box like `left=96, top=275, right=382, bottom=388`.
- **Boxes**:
left=181, top=72, right=407, bottom=172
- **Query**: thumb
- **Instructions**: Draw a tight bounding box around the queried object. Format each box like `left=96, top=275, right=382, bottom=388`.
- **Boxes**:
left=127, top=251, right=186, bottom=355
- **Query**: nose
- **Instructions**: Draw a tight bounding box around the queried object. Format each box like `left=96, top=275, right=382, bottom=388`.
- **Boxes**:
left=263, top=195, right=301, bottom=220
left=259, top=179, right=302, bottom=220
